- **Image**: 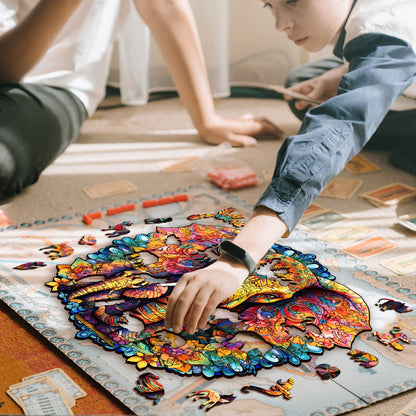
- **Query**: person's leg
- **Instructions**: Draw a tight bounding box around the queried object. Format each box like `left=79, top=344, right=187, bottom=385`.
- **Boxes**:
left=285, top=57, right=345, bottom=120
left=371, top=110, right=416, bottom=176
left=0, top=84, right=87, bottom=198
left=364, top=109, right=416, bottom=149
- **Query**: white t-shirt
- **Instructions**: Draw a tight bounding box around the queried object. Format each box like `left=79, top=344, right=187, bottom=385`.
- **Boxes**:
left=345, top=0, right=416, bottom=110
left=0, top=0, right=132, bottom=114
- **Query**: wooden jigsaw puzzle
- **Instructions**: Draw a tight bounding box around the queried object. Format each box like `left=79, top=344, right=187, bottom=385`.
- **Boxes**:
left=0, top=183, right=415, bottom=415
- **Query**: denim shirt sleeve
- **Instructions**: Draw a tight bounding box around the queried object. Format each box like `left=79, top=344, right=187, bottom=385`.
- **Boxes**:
left=256, top=34, right=416, bottom=234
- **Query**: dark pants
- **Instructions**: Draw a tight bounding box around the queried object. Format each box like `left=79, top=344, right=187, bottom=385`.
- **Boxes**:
left=285, top=57, right=416, bottom=175
left=0, top=84, right=87, bottom=198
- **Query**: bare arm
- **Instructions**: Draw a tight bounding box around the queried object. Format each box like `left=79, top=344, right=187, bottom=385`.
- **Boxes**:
left=0, top=0, right=82, bottom=83
left=165, top=206, right=288, bottom=334
left=134, top=0, right=282, bottom=146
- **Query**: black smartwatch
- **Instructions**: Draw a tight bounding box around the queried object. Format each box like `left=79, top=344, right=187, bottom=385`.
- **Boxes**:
left=218, top=240, right=257, bottom=275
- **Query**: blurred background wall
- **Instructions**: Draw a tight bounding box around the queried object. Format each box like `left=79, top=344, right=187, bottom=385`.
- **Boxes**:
left=109, top=0, right=331, bottom=104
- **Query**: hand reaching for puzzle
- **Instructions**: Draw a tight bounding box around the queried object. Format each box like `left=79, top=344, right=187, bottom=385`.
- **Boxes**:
left=166, top=205, right=289, bottom=334
left=165, top=258, right=248, bottom=334
left=198, top=113, right=284, bottom=147
left=286, top=63, right=348, bottom=111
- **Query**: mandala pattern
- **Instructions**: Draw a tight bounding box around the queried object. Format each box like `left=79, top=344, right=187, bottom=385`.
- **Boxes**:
left=47, top=223, right=371, bottom=378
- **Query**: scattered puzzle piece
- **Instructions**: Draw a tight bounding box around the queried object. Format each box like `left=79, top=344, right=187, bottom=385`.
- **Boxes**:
left=374, top=325, right=410, bottom=351
left=79, top=235, right=97, bottom=245
left=144, top=217, right=173, bottom=224
left=187, top=389, right=236, bottom=411
left=187, top=207, right=245, bottom=227
left=101, top=221, right=132, bottom=237
left=14, top=261, right=47, bottom=270
left=376, top=298, right=413, bottom=313
left=315, top=364, right=341, bottom=380
left=348, top=349, right=378, bottom=368
left=241, top=378, right=294, bottom=399
left=40, top=243, right=74, bottom=260
left=135, top=373, right=164, bottom=405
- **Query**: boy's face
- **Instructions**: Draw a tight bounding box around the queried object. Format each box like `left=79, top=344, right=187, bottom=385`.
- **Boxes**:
left=262, top=0, right=354, bottom=52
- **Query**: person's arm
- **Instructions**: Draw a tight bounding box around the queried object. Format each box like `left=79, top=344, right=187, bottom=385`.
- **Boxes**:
left=164, top=33, right=416, bottom=334
left=257, top=33, right=416, bottom=234
left=0, top=0, right=82, bottom=83
left=285, top=63, right=349, bottom=112
left=133, top=0, right=282, bottom=147
left=165, top=205, right=288, bottom=334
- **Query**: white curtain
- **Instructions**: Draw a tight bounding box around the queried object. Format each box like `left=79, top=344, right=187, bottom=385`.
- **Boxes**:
left=112, top=0, right=307, bottom=105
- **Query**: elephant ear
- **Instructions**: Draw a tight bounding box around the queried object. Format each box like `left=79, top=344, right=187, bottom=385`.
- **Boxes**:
left=232, top=280, right=370, bottom=361
left=221, top=249, right=321, bottom=308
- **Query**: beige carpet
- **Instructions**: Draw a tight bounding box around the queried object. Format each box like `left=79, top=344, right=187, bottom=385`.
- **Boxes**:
left=1, top=94, right=416, bottom=416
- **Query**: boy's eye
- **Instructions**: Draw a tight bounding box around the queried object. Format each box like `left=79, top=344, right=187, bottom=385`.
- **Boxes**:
left=263, top=2, right=272, bottom=8
left=286, top=0, right=299, bottom=3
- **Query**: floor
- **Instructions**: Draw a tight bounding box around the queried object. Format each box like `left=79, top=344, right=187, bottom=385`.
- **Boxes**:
left=0, top=93, right=415, bottom=415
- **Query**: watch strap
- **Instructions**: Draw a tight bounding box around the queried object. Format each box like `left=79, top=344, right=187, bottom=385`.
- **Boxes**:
left=218, top=240, right=257, bottom=275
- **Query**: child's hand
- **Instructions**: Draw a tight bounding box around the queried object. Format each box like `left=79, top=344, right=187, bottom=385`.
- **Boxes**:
left=198, top=113, right=283, bottom=147
left=165, top=206, right=288, bottom=335
left=164, top=259, right=248, bottom=334
left=285, top=64, right=348, bottom=111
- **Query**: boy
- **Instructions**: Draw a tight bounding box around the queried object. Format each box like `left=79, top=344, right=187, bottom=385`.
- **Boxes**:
left=165, top=0, right=416, bottom=334
left=284, top=3, right=416, bottom=176
left=0, top=0, right=281, bottom=198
